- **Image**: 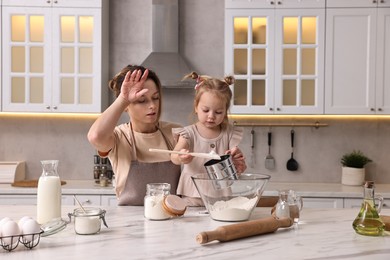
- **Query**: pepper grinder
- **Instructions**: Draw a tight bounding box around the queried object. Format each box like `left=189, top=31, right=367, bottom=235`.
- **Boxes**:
left=93, top=154, right=102, bottom=181
left=99, top=157, right=110, bottom=187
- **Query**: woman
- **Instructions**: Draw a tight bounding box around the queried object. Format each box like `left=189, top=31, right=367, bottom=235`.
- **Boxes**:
left=87, top=65, right=181, bottom=205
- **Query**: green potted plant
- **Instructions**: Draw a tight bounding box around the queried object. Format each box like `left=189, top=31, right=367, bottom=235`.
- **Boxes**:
left=340, top=150, right=372, bottom=186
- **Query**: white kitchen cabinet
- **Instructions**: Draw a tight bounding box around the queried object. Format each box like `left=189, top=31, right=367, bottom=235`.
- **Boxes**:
left=0, top=194, right=72, bottom=205
left=302, top=197, right=344, bottom=208
left=0, top=193, right=105, bottom=206
left=325, top=3, right=390, bottom=114
left=0, top=0, right=2, bottom=111
left=326, top=0, right=390, bottom=8
left=0, top=194, right=37, bottom=205
left=101, top=195, right=118, bottom=206
left=344, top=198, right=390, bottom=210
left=1, top=0, right=109, bottom=113
left=225, top=0, right=325, bottom=114
left=225, top=0, right=325, bottom=9
left=73, top=194, right=101, bottom=206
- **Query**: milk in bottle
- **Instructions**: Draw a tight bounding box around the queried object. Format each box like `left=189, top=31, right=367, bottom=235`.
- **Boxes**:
left=37, top=160, right=62, bottom=224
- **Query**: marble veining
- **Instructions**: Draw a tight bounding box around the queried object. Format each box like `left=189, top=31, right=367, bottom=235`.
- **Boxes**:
left=1, top=205, right=389, bottom=259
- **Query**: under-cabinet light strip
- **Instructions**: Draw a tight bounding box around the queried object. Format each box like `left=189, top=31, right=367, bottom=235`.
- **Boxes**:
left=233, top=121, right=328, bottom=129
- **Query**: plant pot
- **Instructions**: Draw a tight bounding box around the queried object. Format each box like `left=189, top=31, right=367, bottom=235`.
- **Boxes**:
left=341, top=167, right=365, bottom=186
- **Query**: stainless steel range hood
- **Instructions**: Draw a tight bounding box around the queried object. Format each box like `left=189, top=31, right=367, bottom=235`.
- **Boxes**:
left=141, top=0, right=194, bottom=88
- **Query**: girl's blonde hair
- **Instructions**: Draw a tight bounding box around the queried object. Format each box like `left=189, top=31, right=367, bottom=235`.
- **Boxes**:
left=183, top=71, right=234, bottom=128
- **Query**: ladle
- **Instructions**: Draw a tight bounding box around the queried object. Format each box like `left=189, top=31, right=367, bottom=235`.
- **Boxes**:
left=73, top=195, right=87, bottom=214
left=286, top=129, right=299, bottom=171
left=149, top=148, right=221, bottom=160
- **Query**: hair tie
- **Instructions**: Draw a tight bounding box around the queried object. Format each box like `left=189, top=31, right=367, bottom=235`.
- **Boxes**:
left=194, top=76, right=204, bottom=90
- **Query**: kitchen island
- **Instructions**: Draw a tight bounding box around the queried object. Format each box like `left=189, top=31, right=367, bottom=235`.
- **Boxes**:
left=1, top=205, right=389, bottom=259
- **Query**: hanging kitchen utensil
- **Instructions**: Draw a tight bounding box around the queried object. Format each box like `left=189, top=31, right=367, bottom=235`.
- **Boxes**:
left=249, top=128, right=255, bottom=168
left=265, top=130, right=275, bottom=170
left=286, top=129, right=299, bottom=171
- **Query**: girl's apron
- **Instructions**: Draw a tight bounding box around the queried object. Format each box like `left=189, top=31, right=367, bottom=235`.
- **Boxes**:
left=118, top=124, right=181, bottom=206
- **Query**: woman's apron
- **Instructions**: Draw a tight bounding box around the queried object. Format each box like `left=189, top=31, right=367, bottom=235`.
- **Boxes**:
left=118, top=124, right=181, bottom=206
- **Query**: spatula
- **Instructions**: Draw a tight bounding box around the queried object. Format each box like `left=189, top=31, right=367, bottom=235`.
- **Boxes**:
left=265, top=131, right=275, bottom=170
left=148, top=148, right=221, bottom=160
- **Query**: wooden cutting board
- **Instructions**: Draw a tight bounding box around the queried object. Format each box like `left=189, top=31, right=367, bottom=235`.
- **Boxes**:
left=11, top=180, right=67, bottom=187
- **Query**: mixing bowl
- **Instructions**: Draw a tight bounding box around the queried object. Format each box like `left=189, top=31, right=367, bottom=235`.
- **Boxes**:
left=191, top=173, right=270, bottom=222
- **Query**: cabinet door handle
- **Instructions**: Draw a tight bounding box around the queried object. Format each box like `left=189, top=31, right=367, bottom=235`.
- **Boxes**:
left=269, top=107, right=273, bottom=111
left=46, top=0, right=51, bottom=3
left=276, top=107, right=281, bottom=111
left=370, top=108, right=375, bottom=111
left=53, top=106, right=58, bottom=110
left=83, top=199, right=91, bottom=205
left=45, top=105, right=50, bottom=109
left=270, top=1, right=275, bottom=5
left=378, top=108, right=383, bottom=112
left=277, top=1, right=282, bottom=4
left=373, top=0, right=377, bottom=3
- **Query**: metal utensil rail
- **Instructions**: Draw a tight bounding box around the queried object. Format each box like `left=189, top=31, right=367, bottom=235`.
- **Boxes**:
left=233, top=121, right=328, bottom=129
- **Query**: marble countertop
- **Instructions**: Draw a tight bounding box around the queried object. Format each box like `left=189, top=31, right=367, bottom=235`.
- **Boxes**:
left=1, top=180, right=390, bottom=198
left=1, top=205, right=389, bottom=259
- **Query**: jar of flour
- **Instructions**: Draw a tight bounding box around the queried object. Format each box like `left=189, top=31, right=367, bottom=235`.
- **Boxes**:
left=144, top=183, right=186, bottom=220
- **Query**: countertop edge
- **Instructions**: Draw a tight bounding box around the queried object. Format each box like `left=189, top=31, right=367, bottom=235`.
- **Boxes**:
left=1, top=180, right=390, bottom=198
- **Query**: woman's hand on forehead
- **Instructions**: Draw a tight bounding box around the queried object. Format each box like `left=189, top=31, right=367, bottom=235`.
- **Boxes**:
left=120, top=69, right=150, bottom=103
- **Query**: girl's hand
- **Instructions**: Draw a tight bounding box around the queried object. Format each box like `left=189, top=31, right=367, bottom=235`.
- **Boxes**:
left=177, top=149, right=194, bottom=164
left=120, top=69, right=149, bottom=103
left=226, top=147, right=247, bottom=174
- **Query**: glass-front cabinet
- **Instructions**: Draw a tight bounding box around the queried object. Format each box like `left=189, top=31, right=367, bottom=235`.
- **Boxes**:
left=225, top=0, right=325, bottom=114
left=1, top=0, right=108, bottom=113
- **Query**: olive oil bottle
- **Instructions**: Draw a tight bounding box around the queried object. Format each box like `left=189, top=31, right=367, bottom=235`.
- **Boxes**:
left=352, top=181, right=385, bottom=236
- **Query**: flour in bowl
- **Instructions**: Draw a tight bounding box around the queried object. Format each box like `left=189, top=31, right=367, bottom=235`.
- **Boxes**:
left=209, top=196, right=258, bottom=221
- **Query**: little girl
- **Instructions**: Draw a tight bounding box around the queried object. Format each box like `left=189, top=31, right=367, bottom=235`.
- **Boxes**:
left=171, top=72, right=247, bottom=206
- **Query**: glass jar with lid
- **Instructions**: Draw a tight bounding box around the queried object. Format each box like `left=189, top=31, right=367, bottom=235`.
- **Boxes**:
left=144, top=183, right=186, bottom=220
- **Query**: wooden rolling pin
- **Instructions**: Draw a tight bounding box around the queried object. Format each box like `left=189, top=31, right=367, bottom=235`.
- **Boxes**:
left=380, top=215, right=390, bottom=231
left=196, top=216, right=293, bottom=244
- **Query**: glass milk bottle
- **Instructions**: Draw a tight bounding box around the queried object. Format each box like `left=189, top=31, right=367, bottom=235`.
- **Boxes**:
left=37, top=160, right=62, bottom=224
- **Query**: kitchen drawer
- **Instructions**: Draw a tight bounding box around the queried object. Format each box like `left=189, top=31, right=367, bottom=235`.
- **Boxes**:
left=0, top=195, right=71, bottom=205
left=71, top=195, right=101, bottom=206
left=0, top=195, right=37, bottom=205
left=344, top=198, right=390, bottom=209
left=101, top=195, right=118, bottom=206
left=303, top=197, right=344, bottom=209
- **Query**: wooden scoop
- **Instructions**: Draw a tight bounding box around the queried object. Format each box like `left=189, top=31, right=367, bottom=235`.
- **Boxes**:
left=196, top=216, right=293, bottom=244
left=149, top=148, right=221, bottom=160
